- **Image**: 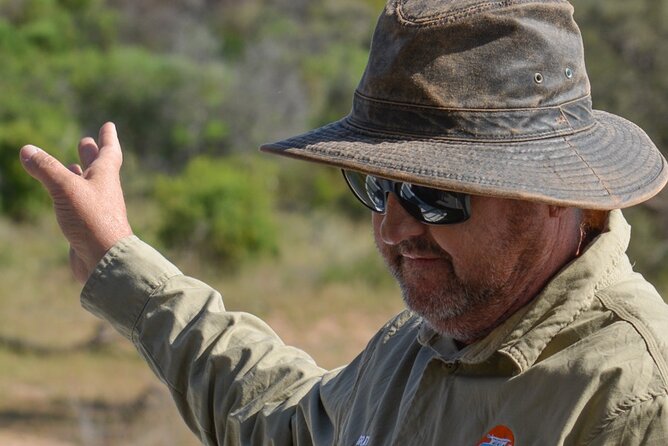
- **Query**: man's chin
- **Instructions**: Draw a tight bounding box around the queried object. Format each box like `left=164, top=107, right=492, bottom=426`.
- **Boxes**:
left=407, top=304, right=484, bottom=342
left=400, top=286, right=468, bottom=322
left=398, top=279, right=496, bottom=339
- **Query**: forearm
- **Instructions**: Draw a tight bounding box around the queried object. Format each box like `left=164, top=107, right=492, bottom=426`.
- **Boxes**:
left=81, top=236, right=327, bottom=445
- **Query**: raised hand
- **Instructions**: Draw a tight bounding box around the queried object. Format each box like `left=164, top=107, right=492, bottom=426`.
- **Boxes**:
left=20, top=122, right=133, bottom=283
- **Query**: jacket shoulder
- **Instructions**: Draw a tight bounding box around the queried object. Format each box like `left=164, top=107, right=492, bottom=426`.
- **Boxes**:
left=596, top=269, right=668, bottom=387
left=579, top=277, right=668, bottom=443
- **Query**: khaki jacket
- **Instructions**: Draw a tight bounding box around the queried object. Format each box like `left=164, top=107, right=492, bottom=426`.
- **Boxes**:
left=81, top=210, right=668, bottom=445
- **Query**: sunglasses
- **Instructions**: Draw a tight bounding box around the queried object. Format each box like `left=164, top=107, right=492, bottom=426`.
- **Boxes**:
left=342, top=170, right=471, bottom=225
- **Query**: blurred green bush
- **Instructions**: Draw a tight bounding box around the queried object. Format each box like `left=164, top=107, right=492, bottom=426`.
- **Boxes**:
left=0, top=0, right=232, bottom=219
left=273, top=161, right=368, bottom=220
left=66, top=47, right=231, bottom=169
left=154, top=155, right=278, bottom=265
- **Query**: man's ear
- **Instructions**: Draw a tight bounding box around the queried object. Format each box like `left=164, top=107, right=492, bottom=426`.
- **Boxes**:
left=547, top=206, right=608, bottom=230
left=581, top=209, right=609, bottom=232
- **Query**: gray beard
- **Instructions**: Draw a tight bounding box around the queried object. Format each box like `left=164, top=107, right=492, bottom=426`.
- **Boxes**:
left=388, top=259, right=501, bottom=340
left=380, top=236, right=513, bottom=341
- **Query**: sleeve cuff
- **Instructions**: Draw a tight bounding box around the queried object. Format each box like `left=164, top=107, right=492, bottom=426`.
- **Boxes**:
left=80, top=236, right=183, bottom=340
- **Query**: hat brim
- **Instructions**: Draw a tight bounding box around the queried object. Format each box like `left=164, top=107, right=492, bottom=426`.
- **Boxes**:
left=261, top=110, right=667, bottom=210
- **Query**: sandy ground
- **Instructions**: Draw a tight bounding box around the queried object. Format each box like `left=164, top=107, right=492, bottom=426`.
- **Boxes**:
left=0, top=432, right=75, bottom=446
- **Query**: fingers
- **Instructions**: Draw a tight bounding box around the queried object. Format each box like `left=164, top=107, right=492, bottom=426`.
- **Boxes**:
left=98, top=122, right=118, bottom=148
left=78, top=137, right=99, bottom=170
left=20, top=122, right=122, bottom=193
left=96, top=122, right=123, bottom=170
left=68, top=163, right=84, bottom=176
left=20, top=145, right=75, bottom=195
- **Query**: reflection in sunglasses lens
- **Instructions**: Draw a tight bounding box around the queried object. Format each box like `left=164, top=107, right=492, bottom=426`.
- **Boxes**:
left=364, top=176, right=386, bottom=211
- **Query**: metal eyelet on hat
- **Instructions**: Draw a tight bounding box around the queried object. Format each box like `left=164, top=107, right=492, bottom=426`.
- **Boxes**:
left=565, top=67, right=574, bottom=79
left=534, top=72, right=544, bottom=84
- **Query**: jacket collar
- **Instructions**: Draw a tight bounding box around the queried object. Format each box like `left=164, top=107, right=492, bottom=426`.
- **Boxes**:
left=417, top=210, right=631, bottom=374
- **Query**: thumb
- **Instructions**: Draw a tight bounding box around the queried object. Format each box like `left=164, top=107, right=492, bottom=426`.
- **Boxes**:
left=20, top=145, right=75, bottom=195
left=94, top=122, right=123, bottom=171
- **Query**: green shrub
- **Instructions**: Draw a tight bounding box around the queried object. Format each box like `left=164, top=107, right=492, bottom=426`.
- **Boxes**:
left=154, top=155, right=279, bottom=266
left=0, top=0, right=110, bottom=220
left=0, top=118, right=79, bottom=221
left=0, top=37, right=80, bottom=220
left=68, top=47, right=232, bottom=169
left=273, top=160, right=369, bottom=220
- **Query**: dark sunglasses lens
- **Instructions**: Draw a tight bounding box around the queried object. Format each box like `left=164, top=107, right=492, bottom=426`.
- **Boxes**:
left=343, top=170, right=386, bottom=212
left=343, top=170, right=470, bottom=224
left=399, top=183, right=470, bottom=224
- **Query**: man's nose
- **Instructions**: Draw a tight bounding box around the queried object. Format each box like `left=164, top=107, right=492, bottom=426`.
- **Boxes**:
left=378, top=194, right=426, bottom=245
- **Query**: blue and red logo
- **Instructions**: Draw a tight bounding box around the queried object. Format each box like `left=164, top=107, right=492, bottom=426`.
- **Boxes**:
left=476, top=425, right=515, bottom=446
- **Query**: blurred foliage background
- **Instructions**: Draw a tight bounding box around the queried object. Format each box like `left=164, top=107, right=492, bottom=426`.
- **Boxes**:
left=0, top=0, right=666, bottom=444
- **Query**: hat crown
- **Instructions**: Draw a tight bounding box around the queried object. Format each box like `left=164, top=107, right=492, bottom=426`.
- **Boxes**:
left=261, top=0, right=667, bottom=210
left=357, top=0, right=590, bottom=110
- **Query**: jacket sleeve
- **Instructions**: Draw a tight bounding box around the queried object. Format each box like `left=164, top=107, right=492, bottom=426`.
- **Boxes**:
left=80, top=236, right=353, bottom=445
left=587, top=392, right=668, bottom=446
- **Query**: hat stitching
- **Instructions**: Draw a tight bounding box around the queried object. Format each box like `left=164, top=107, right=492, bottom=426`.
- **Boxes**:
left=396, top=0, right=567, bottom=27
left=301, top=144, right=608, bottom=193
left=277, top=118, right=605, bottom=162
left=277, top=117, right=623, bottom=170
left=268, top=112, right=665, bottom=199
left=282, top=130, right=629, bottom=190
left=354, top=90, right=591, bottom=113
left=561, top=133, right=613, bottom=198
left=268, top=146, right=621, bottom=203
left=342, top=116, right=597, bottom=143
left=350, top=93, right=595, bottom=140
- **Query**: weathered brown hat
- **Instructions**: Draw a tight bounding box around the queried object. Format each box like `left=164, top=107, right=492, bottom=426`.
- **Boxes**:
left=261, top=0, right=667, bottom=210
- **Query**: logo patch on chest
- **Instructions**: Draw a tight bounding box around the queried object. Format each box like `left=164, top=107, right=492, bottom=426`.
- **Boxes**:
left=476, top=425, right=515, bottom=446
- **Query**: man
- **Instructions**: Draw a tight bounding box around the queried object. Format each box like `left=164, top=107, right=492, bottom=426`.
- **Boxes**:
left=19, top=0, right=668, bottom=444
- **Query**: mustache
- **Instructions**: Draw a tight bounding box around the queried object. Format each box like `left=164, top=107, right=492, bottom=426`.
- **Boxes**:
left=396, top=237, right=451, bottom=260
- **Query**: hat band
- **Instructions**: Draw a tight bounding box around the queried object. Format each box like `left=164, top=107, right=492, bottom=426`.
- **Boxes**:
left=347, top=92, right=596, bottom=142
